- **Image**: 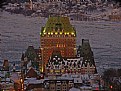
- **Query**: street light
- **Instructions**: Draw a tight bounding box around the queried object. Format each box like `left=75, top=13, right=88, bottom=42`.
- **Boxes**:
left=20, top=78, right=24, bottom=91
left=110, top=85, right=113, bottom=89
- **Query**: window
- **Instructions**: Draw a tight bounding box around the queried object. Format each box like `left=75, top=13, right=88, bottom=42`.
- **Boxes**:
left=51, top=87, right=54, bottom=89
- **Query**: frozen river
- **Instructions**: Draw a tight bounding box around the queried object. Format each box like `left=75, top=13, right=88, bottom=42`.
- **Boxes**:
left=0, top=11, right=121, bottom=72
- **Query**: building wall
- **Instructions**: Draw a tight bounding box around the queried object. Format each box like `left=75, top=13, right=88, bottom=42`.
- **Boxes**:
left=81, top=67, right=96, bottom=74
left=40, top=16, right=77, bottom=72
left=109, top=15, right=121, bottom=21
left=41, top=37, right=76, bottom=72
left=44, top=80, right=74, bottom=91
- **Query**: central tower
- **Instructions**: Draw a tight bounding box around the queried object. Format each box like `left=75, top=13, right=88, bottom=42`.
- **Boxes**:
left=40, top=16, right=76, bottom=72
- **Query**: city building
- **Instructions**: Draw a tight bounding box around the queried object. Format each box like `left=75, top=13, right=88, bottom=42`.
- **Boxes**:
left=109, top=14, right=121, bottom=21
left=45, top=49, right=82, bottom=77
left=25, top=0, right=33, bottom=10
left=21, top=46, right=41, bottom=74
left=24, top=78, right=45, bottom=91
left=77, top=39, right=97, bottom=74
left=19, top=16, right=98, bottom=91
left=109, top=8, right=121, bottom=21
left=0, top=78, right=15, bottom=91
left=44, top=78, right=74, bottom=91
left=2, top=59, right=9, bottom=71
left=45, top=39, right=97, bottom=76
left=40, top=16, right=76, bottom=72
left=21, top=17, right=97, bottom=76
left=26, top=67, right=38, bottom=78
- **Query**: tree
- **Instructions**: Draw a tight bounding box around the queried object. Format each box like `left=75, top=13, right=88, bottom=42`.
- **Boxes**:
left=117, top=69, right=121, bottom=77
left=102, top=68, right=117, bottom=80
left=102, top=68, right=121, bottom=91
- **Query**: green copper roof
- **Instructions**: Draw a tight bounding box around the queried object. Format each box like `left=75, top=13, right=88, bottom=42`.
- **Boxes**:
left=40, top=16, right=76, bottom=37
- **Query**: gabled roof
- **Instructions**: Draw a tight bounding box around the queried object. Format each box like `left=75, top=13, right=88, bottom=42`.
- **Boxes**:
left=46, top=50, right=83, bottom=69
left=26, top=67, right=38, bottom=78
left=49, top=49, right=63, bottom=64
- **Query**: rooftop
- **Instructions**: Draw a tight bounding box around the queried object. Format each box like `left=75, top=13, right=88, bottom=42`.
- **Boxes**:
left=69, top=87, right=80, bottom=91
left=40, top=16, right=76, bottom=37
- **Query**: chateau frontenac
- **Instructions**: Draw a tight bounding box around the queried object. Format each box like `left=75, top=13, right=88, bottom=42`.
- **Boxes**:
left=40, top=17, right=76, bottom=72
left=21, top=16, right=97, bottom=75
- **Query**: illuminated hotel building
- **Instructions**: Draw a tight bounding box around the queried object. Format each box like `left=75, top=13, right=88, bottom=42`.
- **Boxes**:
left=40, top=17, right=76, bottom=72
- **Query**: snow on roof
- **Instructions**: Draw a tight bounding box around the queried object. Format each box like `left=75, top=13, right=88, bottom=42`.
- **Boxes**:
left=71, top=74, right=80, bottom=78
left=6, top=77, right=10, bottom=81
left=69, top=87, right=80, bottom=91
left=1, top=81, right=14, bottom=86
left=0, top=71, right=8, bottom=77
left=10, top=72, right=20, bottom=83
left=74, top=77, right=82, bottom=83
left=80, top=74, right=90, bottom=80
left=25, top=78, right=44, bottom=84
left=62, top=73, right=80, bottom=78
left=92, top=84, right=99, bottom=87
left=80, top=86, right=92, bottom=89
left=1, top=78, right=11, bottom=82
left=57, top=76, right=73, bottom=80
left=61, top=74, right=93, bottom=83
left=62, top=73, right=69, bottom=77
left=0, top=73, right=4, bottom=77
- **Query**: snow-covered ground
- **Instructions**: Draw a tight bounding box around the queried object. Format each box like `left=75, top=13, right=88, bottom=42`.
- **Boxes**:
left=0, top=11, right=121, bottom=73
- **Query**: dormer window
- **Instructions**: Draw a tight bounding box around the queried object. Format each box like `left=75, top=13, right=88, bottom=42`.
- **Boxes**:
left=53, top=58, right=56, bottom=60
